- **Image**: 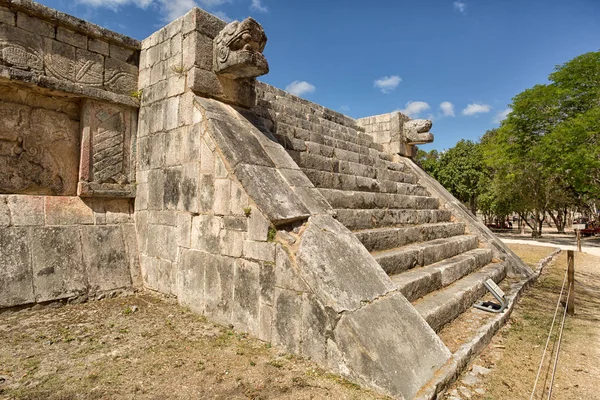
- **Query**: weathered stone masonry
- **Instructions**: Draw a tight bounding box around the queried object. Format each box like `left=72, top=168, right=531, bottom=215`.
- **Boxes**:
left=0, top=0, right=141, bottom=306
left=0, top=3, right=533, bottom=400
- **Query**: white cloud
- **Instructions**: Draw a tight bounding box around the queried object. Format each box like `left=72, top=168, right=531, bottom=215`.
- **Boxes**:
left=454, top=1, right=467, bottom=13
left=439, top=101, right=455, bottom=117
left=160, top=0, right=198, bottom=21
left=250, top=0, right=267, bottom=12
left=493, top=107, right=512, bottom=123
left=374, top=75, right=402, bottom=93
left=400, top=101, right=431, bottom=118
left=285, top=81, right=316, bottom=97
left=462, top=103, right=492, bottom=116
left=74, top=0, right=232, bottom=22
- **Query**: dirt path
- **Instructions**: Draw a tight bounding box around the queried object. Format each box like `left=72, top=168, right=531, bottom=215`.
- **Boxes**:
left=0, top=294, right=390, bottom=400
left=444, top=245, right=600, bottom=400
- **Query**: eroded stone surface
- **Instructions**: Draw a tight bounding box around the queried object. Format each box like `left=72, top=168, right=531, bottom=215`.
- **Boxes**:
left=296, top=215, right=395, bottom=313
left=0, top=100, right=80, bottom=195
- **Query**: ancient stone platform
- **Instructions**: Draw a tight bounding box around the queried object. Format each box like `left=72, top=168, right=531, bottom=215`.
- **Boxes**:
left=0, top=2, right=532, bottom=399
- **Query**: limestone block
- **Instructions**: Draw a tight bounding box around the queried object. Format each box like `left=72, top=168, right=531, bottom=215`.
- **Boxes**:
left=229, top=182, right=248, bottom=216
left=213, top=178, right=230, bottom=215
left=223, top=216, right=246, bottom=231
left=272, top=288, right=303, bottom=353
left=182, top=30, right=213, bottom=71
left=0, top=7, right=14, bottom=25
left=146, top=223, right=177, bottom=262
left=81, top=225, right=132, bottom=292
left=177, top=248, right=206, bottom=314
left=234, top=163, right=310, bottom=226
left=274, top=245, right=308, bottom=292
left=191, top=214, right=222, bottom=254
left=121, top=224, right=142, bottom=287
left=45, top=196, right=94, bottom=225
left=0, top=100, right=80, bottom=195
left=31, top=226, right=87, bottom=302
left=78, top=100, right=137, bottom=198
left=0, top=227, right=34, bottom=308
left=258, top=302, right=273, bottom=342
left=104, top=57, right=138, bottom=95
left=16, top=12, right=54, bottom=38
left=88, top=38, right=109, bottom=55
left=296, top=215, right=395, bottom=313
left=181, top=7, right=226, bottom=39
left=134, top=210, right=148, bottom=254
left=102, top=198, right=132, bottom=223
left=200, top=137, right=215, bottom=172
left=109, top=43, right=136, bottom=64
left=333, top=293, right=451, bottom=400
left=163, top=95, right=179, bottom=131
left=177, top=212, right=192, bottom=248
left=179, top=162, right=199, bottom=213
left=247, top=207, right=269, bottom=241
left=232, top=259, right=260, bottom=335
left=0, top=24, right=44, bottom=72
left=198, top=174, right=215, bottom=212
left=243, top=240, right=275, bottom=262
left=278, top=168, right=314, bottom=188
left=292, top=187, right=333, bottom=215
left=56, top=27, right=87, bottom=49
left=220, top=229, right=243, bottom=257
left=207, top=117, right=275, bottom=169
left=44, top=39, right=103, bottom=87
left=163, top=167, right=183, bottom=210
left=300, top=294, right=329, bottom=364
left=0, top=196, right=9, bottom=227
left=204, top=253, right=235, bottom=325
left=149, top=210, right=177, bottom=226
left=7, top=195, right=44, bottom=226
left=259, top=260, right=275, bottom=304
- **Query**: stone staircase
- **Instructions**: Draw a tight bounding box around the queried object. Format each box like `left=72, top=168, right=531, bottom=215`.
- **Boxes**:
left=255, top=86, right=508, bottom=336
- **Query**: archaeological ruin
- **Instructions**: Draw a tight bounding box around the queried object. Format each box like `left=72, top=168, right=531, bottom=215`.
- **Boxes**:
left=0, top=1, right=535, bottom=398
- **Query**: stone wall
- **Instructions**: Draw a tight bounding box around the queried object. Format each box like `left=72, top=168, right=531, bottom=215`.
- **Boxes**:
left=357, top=112, right=416, bottom=157
left=0, top=0, right=139, bottom=101
left=0, top=195, right=140, bottom=309
left=0, top=0, right=141, bottom=309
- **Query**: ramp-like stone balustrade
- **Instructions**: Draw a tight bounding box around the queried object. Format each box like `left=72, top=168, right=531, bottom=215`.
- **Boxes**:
left=0, top=2, right=533, bottom=399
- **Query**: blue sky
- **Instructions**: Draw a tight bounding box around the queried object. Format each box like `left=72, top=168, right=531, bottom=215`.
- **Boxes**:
left=39, top=0, right=600, bottom=151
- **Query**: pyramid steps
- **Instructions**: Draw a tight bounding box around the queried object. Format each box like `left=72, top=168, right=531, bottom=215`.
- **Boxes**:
left=373, top=235, right=480, bottom=275
left=391, top=248, right=493, bottom=302
left=412, top=261, right=507, bottom=332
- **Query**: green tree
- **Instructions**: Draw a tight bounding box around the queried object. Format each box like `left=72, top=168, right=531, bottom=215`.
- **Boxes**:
left=435, top=140, right=484, bottom=215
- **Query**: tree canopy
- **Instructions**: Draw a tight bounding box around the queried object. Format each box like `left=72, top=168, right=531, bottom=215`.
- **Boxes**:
left=417, top=51, right=600, bottom=236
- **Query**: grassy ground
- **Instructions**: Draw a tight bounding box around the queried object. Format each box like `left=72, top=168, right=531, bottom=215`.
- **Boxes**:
left=0, top=294, right=390, bottom=400
left=445, top=245, right=600, bottom=400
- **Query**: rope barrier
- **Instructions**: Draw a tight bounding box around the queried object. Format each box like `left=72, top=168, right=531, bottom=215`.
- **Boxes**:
left=529, top=265, right=569, bottom=400
left=546, top=285, right=570, bottom=400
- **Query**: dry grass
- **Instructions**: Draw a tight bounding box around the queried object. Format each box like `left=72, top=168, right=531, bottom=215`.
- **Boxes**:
left=0, top=293, right=390, bottom=400
left=445, top=245, right=600, bottom=399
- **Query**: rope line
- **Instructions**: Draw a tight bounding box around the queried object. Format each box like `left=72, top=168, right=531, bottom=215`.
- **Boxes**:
left=529, top=265, right=569, bottom=400
left=547, top=285, right=570, bottom=400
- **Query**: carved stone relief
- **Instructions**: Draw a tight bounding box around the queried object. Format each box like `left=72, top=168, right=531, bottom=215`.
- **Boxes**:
left=0, top=24, right=43, bottom=73
left=0, top=100, right=80, bottom=195
left=213, top=17, right=269, bottom=79
left=78, top=100, right=136, bottom=198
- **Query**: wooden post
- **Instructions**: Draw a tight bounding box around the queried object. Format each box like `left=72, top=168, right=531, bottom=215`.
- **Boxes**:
left=577, top=229, right=582, bottom=252
left=567, top=250, right=575, bottom=315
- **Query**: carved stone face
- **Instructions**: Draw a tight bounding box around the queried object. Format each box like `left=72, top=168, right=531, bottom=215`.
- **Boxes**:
left=403, top=119, right=434, bottom=144
left=213, top=17, right=269, bottom=79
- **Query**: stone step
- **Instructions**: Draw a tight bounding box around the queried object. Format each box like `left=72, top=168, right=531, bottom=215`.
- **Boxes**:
left=303, top=168, right=428, bottom=196
left=373, top=235, right=479, bottom=275
left=291, top=152, right=419, bottom=185
left=355, top=222, right=466, bottom=252
left=391, top=248, right=493, bottom=302
left=320, top=188, right=438, bottom=210
left=335, top=208, right=453, bottom=231
left=412, top=261, right=507, bottom=332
